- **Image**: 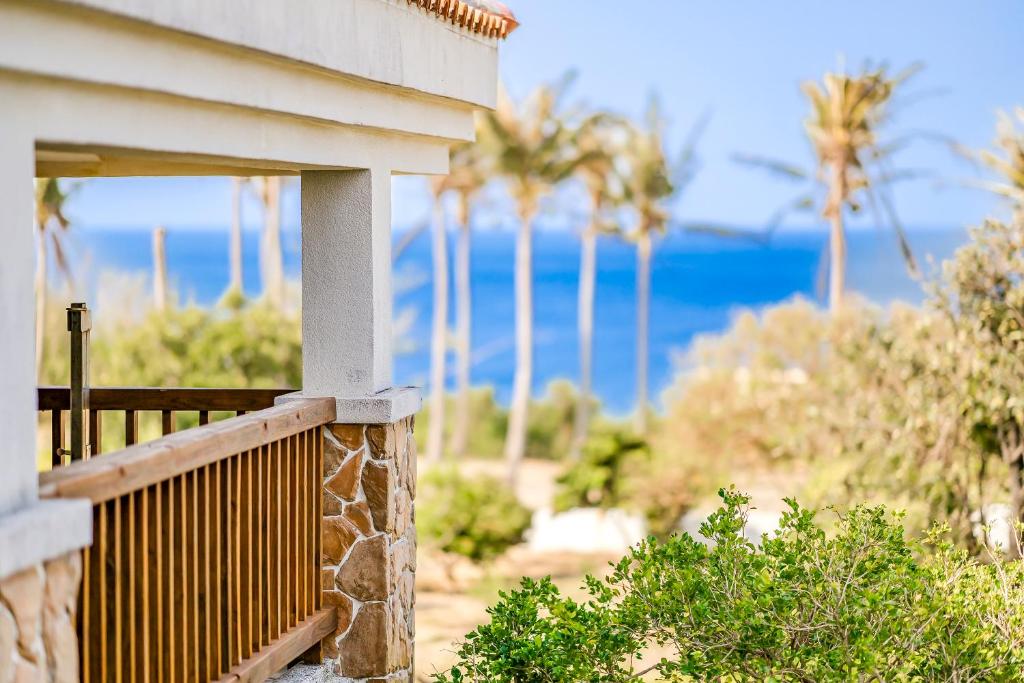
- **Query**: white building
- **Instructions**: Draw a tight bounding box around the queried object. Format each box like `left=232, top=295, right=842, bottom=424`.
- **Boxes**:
left=0, top=1, right=513, bottom=680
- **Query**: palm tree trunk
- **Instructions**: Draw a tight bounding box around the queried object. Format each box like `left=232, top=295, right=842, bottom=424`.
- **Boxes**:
left=229, top=178, right=244, bottom=294
left=260, top=177, right=285, bottom=309
left=827, top=162, right=848, bottom=312
left=35, top=227, right=47, bottom=380
left=634, top=232, right=652, bottom=436
left=570, top=225, right=598, bottom=459
left=1010, top=453, right=1023, bottom=559
left=152, top=226, right=168, bottom=312
left=426, top=195, right=449, bottom=463
left=452, top=192, right=473, bottom=459
left=504, top=202, right=535, bottom=487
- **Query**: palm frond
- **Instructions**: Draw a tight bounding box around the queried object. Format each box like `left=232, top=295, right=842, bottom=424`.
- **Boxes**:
left=732, top=153, right=809, bottom=182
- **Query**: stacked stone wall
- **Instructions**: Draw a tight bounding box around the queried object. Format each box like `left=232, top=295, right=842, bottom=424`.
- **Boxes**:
left=0, top=552, right=81, bottom=683
left=320, top=417, right=416, bottom=682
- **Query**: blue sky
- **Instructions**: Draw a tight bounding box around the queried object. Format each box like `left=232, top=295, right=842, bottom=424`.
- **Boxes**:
left=70, top=0, right=1023, bottom=232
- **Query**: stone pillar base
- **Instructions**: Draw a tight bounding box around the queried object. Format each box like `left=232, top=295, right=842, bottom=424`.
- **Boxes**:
left=320, top=417, right=416, bottom=682
left=0, top=551, right=82, bottom=683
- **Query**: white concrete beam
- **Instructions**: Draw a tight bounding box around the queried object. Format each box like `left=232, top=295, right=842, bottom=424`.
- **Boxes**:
left=0, top=1, right=478, bottom=145
left=2, top=75, right=451, bottom=176
left=50, top=0, right=500, bottom=108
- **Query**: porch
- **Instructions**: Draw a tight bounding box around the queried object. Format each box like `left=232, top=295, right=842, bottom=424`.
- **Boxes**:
left=0, top=0, right=508, bottom=681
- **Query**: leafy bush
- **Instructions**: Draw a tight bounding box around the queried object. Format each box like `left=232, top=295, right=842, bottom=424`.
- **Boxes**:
left=418, top=467, right=531, bottom=562
left=554, top=426, right=648, bottom=512
left=436, top=488, right=1024, bottom=682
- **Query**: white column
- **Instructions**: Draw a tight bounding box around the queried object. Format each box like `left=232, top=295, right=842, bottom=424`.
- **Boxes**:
left=297, top=168, right=420, bottom=423
left=0, top=128, right=91, bottom=580
left=0, top=129, right=39, bottom=516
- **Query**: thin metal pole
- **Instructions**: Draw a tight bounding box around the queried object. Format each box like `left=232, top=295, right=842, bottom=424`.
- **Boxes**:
left=68, top=302, right=91, bottom=461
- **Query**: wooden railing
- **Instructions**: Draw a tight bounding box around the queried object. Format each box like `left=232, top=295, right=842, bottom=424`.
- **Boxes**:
left=39, top=386, right=293, bottom=466
left=40, top=398, right=337, bottom=683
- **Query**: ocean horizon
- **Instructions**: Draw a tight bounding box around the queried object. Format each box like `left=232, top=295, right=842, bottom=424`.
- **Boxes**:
left=59, top=224, right=969, bottom=415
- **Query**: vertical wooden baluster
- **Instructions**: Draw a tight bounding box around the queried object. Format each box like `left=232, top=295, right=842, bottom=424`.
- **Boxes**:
left=283, top=434, right=292, bottom=629
left=199, top=410, right=210, bottom=426
left=81, top=511, right=94, bottom=682
left=299, top=431, right=307, bottom=620
left=315, top=427, right=323, bottom=611
left=125, top=494, right=134, bottom=683
left=307, top=429, right=316, bottom=615
left=256, top=444, right=264, bottom=650
left=153, top=483, right=165, bottom=683
left=240, top=450, right=252, bottom=660
left=97, top=503, right=108, bottom=682
left=125, top=410, right=139, bottom=448
left=266, top=444, right=274, bottom=647
left=162, top=410, right=175, bottom=436
left=272, top=439, right=281, bottom=641
left=166, top=479, right=176, bottom=683
left=90, top=409, right=103, bottom=456
left=292, top=434, right=300, bottom=628
left=51, top=410, right=64, bottom=468
left=231, top=454, right=242, bottom=665
left=140, top=487, right=151, bottom=683
left=191, top=469, right=200, bottom=682
left=203, top=462, right=214, bottom=679
left=210, top=461, right=220, bottom=677
left=299, top=432, right=307, bottom=618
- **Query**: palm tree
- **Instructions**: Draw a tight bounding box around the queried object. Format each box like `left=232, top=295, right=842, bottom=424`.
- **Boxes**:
left=737, top=63, right=921, bottom=312
left=478, top=78, right=584, bottom=485
left=34, top=178, right=73, bottom=378
left=972, top=107, right=1024, bottom=219
left=229, top=177, right=245, bottom=295
left=425, top=141, right=490, bottom=462
left=570, top=114, right=627, bottom=458
left=620, top=102, right=703, bottom=436
left=255, top=176, right=286, bottom=309
left=448, top=140, right=490, bottom=458
left=425, top=177, right=450, bottom=463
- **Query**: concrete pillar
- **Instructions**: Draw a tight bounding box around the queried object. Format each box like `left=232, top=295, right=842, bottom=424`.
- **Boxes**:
left=301, top=169, right=394, bottom=397
left=0, top=130, right=39, bottom=517
left=297, top=167, right=420, bottom=681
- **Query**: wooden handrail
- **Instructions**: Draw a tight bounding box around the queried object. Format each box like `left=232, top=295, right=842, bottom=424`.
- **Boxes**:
left=44, top=400, right=333, bottom=682
left=38, top=386, right=293, bottom=412
left=40, top=398, right=335, bottom=504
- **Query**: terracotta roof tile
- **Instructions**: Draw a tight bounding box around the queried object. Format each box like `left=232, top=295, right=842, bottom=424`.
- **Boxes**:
left=407, top=0, right=519, bottom=39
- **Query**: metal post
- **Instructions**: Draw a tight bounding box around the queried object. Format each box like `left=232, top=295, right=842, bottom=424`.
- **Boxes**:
left=67, top=302, right=91, bottom=461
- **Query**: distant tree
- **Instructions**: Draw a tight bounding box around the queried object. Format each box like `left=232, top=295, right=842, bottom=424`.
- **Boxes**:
left=152, top=226, right=169, bottom=312
left=737, top=63, right=922, bottom=312
left=34, top=178, right=74, bottom=378
left=448, top=139, right=491, bottom=458
left=971, top=107, right=1024, bottom=220
left=426, top=175, right=451, bottom=463
left=620, top=100, right=702, bottom=435
left=425, top=140, right=490, bottom=462
left=254, top=177, right=286, bottom=309
left=478, top=77, right=585, bottom=484
left=570, top=114, right=627, bottom=457
left=229, top=177, right=245, bottom=295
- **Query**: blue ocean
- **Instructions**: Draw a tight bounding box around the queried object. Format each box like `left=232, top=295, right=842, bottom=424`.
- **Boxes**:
left=64, top=225, right=968, bottom=415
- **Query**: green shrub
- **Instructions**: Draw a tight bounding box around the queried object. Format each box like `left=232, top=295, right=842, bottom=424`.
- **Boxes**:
left=436, top=488, right=1024, bottom=682
left=418, top=467, right=531, bottom=562
left=554, top=426, right=648, bottom=512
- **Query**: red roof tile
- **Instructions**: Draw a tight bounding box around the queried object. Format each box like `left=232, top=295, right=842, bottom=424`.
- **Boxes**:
left=407, top=0, right=519, bottom=39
